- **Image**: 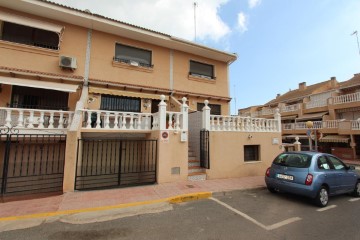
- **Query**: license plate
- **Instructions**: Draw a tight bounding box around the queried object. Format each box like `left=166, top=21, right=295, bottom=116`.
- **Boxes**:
left=276, top=174, right=294, bottom=181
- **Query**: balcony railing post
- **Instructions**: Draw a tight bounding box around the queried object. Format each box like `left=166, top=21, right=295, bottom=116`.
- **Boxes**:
left=202, top=100, right=211, bottom=131
left=5, top=109, right=12, bottom=128
left=273, top=108, right=281, bottom=132
left=17, top=109, right=24, bottom=127
left=158, top=95, right=167, bottom=131
left=181, top=97, right=188, bottom=131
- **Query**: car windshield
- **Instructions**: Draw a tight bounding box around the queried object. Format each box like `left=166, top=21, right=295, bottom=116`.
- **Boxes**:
left=273, top=153, right=312, bottom=168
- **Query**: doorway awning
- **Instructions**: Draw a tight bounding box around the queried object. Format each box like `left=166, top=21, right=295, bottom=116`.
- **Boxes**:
left=0, top=76, right=79, bottom=92
left=281, top=115, right=297, bottom=120
left=89, top=87, right=169, bottom=100
left=319, top=135, right=349, bottom=143
left=282, top=135, right=308, bottom=139
left=296, top=112, right=328, bottom=121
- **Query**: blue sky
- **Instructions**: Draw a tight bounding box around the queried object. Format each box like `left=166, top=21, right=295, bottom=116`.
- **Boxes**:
left=53, top=0, right=360, bottom=114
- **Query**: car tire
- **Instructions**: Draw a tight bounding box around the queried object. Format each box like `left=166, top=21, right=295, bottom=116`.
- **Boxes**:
left=314, top=186, right=329, bottom=207
left=352, top=181, right=360, bottom=197
left=267, top=186, right=277, bottom=193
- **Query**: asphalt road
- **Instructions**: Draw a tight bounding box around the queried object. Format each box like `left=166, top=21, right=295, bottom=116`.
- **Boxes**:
left=0, top=188, right=359, bottom=240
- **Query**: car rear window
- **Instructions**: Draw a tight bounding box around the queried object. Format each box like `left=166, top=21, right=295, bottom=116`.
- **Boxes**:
left=273, top=153, right=312, bottom=168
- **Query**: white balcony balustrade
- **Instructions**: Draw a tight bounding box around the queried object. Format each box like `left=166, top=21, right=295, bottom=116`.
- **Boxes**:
left=305, top=100, right=327, bottom=109
left=280, top=104, right=299, bottom=113
left=81, top=95, right=189, bottom=132
left=0, top=107, right=73, bottom=130
left=333, top=92, right=360, bottom=104
left=209, top=115, right=279, bottom=132
left=323, top=119, right=343, bottom=129
left=82, top=110, right=153, bottom=130
left=351, top=120, right=360, bottom=130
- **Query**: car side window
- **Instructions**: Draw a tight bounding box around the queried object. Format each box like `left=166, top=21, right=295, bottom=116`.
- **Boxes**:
left=327, top=156, right=346, bottom=170
left=317, top=156, right=331, bottom=170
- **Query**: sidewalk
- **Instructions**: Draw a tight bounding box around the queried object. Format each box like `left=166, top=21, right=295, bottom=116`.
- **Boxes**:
left=0, top=176, right=265, bottom=220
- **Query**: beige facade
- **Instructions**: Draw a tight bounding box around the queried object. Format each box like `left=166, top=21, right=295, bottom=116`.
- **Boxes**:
left=239, top=75, right=360, bottom=160
left=0, top=0, right=281, bottom=199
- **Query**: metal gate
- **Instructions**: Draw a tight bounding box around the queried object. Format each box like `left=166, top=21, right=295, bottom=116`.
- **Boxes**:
left=0, top=127, right=66, bottom=197
left=75, top=139, right=157, bottom=191
left=200, top=130, right=210, bottom=169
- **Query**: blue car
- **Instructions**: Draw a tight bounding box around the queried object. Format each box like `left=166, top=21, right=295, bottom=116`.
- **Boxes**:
left=265, top=151, right=360, bottom=207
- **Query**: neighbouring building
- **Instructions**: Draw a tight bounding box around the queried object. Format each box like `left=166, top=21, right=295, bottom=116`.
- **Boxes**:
left=239, top=75, right=360, bottom=160
left=0, top=0, right=281, bottom=200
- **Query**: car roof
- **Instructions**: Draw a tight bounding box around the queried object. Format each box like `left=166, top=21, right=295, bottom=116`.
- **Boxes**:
left=282, top=151, right=320, bottom=157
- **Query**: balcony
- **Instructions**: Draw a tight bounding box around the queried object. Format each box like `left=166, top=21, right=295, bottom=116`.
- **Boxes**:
left=210, top=115, right=280, bottom=132
left=81, top=109, right=186, bottom=132
left=281, top=104, right=299, bottom=113
left=282, top=119, right=360, bottom=134
left=0, top=107, right=73, bottom=134
left=305, top=100, right=327, bottom=109
left=333, top=92, right=360, bottom=105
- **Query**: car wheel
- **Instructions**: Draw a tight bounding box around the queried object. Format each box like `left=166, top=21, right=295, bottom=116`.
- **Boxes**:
left=267, top=186, right=277, bottom=193
left=353, top=181, right=360, bottom=197
left=314, top=186, right=329, bottom=207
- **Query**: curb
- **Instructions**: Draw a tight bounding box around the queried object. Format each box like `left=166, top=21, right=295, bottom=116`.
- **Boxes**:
left=0, top=191, right=213, bottom=222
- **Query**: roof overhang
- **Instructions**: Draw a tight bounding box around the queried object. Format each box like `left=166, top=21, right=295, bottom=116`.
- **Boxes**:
left=0, top=75, right=79, bottom=92
left=0, top=0, right=237, bottom=63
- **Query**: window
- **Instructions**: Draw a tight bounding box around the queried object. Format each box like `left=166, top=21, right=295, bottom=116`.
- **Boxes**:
left=10, top=86, right=69, bottom=110
left=114, top=43, right=152, bottom=68
left=244, top=145, right=260, bottom=162
left=327, top=156, right=346, bottom=170
left=197, top=103, right=221, bottom=115
left=189, top=60, right=214, bottom=79
left=100, top=95, right=141, bottom=112
left=317, top=156, right=330, bottom=170
left=1, top=22, right=59, bottom=50
left=273, top=153, right=311, bottom=168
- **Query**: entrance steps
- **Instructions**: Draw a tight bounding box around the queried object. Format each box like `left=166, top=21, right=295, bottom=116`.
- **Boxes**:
left=188, top=148, right=206, bottom=181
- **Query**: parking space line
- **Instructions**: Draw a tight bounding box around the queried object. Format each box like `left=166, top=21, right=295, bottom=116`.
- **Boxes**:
left=317, top=205, right=336, bottom=212
left=210, top=197, right=301, bottom=231
left=266, top=217, right=302, bottom=230
left=349, top=198, right=360, bottom=202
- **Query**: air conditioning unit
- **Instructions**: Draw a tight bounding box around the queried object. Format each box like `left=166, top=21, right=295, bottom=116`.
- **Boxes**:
left=59, top=55, right=77, bottom=70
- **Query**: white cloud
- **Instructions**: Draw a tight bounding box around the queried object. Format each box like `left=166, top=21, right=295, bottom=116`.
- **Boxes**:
left=50, top=0, right=230, bottom=42
left=237, top=12, right=248, bottom=32
left=248, top=0, right=261, bottom=9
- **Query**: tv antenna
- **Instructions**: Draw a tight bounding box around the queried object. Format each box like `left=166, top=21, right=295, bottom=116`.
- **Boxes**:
left=351, top=30, right=360, bottom=55
left=194, top=2, right=197, bottom=41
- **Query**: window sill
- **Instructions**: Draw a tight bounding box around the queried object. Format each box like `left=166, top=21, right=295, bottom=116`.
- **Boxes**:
left=112, top=60, right=154, bottom=73
left=0, top=40, right=59, bottom=57
left=188, top=74, right=216, bottom=84
left=244, top=160, right=262, bottom=164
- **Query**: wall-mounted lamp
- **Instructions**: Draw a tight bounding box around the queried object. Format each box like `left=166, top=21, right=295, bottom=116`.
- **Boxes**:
left=143, top=98, right=151, bottom=109
left=88, top=97, right=96, bottom=104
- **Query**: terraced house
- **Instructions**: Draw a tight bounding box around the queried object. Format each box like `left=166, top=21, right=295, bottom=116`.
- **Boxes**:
left=239, top=74, right=360, bottom=160
left=0, top=0, right=281, bottom=199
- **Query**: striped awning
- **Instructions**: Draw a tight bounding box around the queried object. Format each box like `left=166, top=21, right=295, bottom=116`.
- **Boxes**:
left=0, top=10, right=64, bottom=34
left=0, top=76, right=79, bottom=92
left=319, top=135, right=349, bottom=143
left=89, top=87, right=169, bottom=100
